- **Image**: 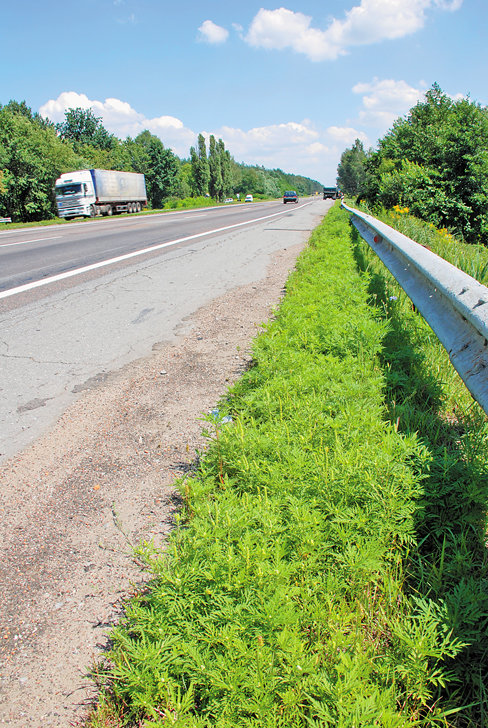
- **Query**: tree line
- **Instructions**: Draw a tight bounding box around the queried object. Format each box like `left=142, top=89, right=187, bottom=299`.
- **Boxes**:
left=337, top=84, right=488, bottom=244
left=0, top=101, right=322, bottom=222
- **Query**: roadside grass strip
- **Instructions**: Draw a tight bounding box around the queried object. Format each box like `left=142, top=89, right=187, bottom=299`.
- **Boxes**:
left=91, top=204, right=477, bottom=727
left=350, top=205, right=488, bottom=727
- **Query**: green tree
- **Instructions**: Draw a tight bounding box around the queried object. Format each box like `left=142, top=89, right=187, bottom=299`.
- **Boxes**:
left=237, top=167, right=263, bottom=196
left=189, top=146, right=200, bottom=196
left=218, top=139, right=232, bottom=198
left=208, top=135, right=223, bottom=201
left=189, top=134, right=210, bottom=197
left=56, top=107, right=115, bottom=151
left=263, top=176, right=281, bottom=197
left=365, top=84, right=488, bottom=243
left=176, top=161, right=192, bottom=199
left=129, top=131, right=179, bottom=208
left=0, top=101, right=83, bottom=222
left=336, top=139, right=368, bottom=196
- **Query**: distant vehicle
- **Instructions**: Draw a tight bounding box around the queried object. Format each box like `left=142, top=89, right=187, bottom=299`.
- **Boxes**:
left=55, top=169, right=147, bottom=219
left=224, top=198, right=233, bottom=203
left=323, top=187, right=340, bottom=200
left=245, top=194, right=253, bottom=202
left=283, top=190, right=298, bottom=204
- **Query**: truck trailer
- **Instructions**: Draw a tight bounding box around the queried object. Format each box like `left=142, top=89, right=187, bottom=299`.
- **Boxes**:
left=55, top=169, right=147, bottom=219
left=323, top=187, right=340, bottom=200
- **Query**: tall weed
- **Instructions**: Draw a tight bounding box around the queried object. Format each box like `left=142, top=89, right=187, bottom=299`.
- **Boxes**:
left=350, top=209, right=488, bottom=726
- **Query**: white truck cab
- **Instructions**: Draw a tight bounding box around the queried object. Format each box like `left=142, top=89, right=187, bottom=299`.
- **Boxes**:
left=55, top=171, right=96, bottom=219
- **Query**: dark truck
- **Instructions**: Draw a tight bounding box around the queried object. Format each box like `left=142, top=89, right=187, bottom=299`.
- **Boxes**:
left=283, top=190, right=299, bottom=204
left=323, top=187, right=340, bottom=200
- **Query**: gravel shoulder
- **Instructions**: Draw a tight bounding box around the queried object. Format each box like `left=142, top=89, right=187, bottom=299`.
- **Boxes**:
left=0, top=218, right=321, bottom=726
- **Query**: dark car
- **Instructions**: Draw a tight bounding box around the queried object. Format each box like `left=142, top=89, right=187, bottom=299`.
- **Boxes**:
left=283, top=190, right=298, bottom=204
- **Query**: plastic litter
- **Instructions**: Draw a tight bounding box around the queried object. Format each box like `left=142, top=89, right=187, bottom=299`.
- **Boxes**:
left=211, top=408, right=233, bottom=424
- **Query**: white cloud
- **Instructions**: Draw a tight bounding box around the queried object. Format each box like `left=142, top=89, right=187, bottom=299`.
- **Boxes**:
left=245, top=8, right=333, bottom=61
left=197, top=20, right=229, bottom=44
left=327, top=126, right=368, bottom=144
left=351, top=78, right=425, bottom=129
left=213, top=120, right=343, bottom=182
left=39, top=92, right=196, bottom=156
left=39, top=92, right=377, bottom=184
left=245, top=0, right=462, bottom=61
left=307, top=142, right=329, bottom=155
left=215, top=120, right=318, bottom=159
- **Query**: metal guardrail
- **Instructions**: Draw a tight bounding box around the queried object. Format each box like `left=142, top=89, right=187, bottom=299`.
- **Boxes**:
left=342, top=202, right=488, bottom=415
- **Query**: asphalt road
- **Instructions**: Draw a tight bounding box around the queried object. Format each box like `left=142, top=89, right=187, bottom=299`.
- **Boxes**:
left=0, top=198, right=331, bottom=463
left=0, top=200, right=294, bottom=295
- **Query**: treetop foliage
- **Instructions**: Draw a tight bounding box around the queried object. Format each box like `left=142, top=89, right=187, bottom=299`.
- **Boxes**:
left=338, top=83, right=488, bottom=244
left=0, top=100, right=84, bottom=222
left=336, top=138, right=370, bottom=196
left=56, top=107, right=115, bottom=151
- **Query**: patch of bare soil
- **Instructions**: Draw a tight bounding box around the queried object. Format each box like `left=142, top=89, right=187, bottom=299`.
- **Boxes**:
left=0, top=240, right=306, bottom=727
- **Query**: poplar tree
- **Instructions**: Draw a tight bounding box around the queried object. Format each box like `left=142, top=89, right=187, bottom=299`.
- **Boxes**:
left=336, top=139, right=368, bottom=196
left=208, top=135, right=223, bottom=201
left=189, top=146, right=199, bottom=196
left=218, top=138, right=232, bottom=198
left=189, top=133, right=210, bottom=197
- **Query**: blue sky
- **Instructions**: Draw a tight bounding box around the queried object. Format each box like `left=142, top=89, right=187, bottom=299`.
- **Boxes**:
left=1, top=0, right=486, bottom=184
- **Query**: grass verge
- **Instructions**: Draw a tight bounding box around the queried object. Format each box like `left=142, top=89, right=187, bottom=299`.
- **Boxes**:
left=88, top=203, right=487, bottom=727
left=349, top=205, right=488, bottom=727
left=354, top=202, right=488, bottom=286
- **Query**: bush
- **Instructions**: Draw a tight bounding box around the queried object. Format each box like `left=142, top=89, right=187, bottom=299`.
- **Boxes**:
left=163, top=196, right=219, bottom=210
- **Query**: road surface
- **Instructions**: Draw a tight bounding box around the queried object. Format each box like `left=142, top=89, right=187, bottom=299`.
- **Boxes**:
left=0, top=198, right=329, bottom=463
left=0, top=200, right=295, bottom=295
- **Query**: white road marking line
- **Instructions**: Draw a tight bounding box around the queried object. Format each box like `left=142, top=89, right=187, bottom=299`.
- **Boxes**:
left=0, top=201, right=270, bottom=236
left=0, top=236, right=63, bottom=248
left=0, top=203, right=313, bottom=300
left=142, top=214, right=207, bottom=224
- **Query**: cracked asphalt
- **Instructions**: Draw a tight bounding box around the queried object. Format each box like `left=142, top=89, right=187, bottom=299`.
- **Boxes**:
left=1, top=200, right=324, bottom=464
left=0, top=199, right=331, bottom=725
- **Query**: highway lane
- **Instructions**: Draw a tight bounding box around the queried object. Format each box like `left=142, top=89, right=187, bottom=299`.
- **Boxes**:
left=0, top=200, right=292, bottom=294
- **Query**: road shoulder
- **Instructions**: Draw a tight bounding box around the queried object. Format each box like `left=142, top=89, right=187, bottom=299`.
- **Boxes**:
left=0, top=234, right=314, bottom=726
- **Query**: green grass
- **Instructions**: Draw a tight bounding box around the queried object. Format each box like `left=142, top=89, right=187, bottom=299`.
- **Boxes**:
left=85, top=203, right=488, bottom=727
left=349, top=208, right=488, bottom=727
